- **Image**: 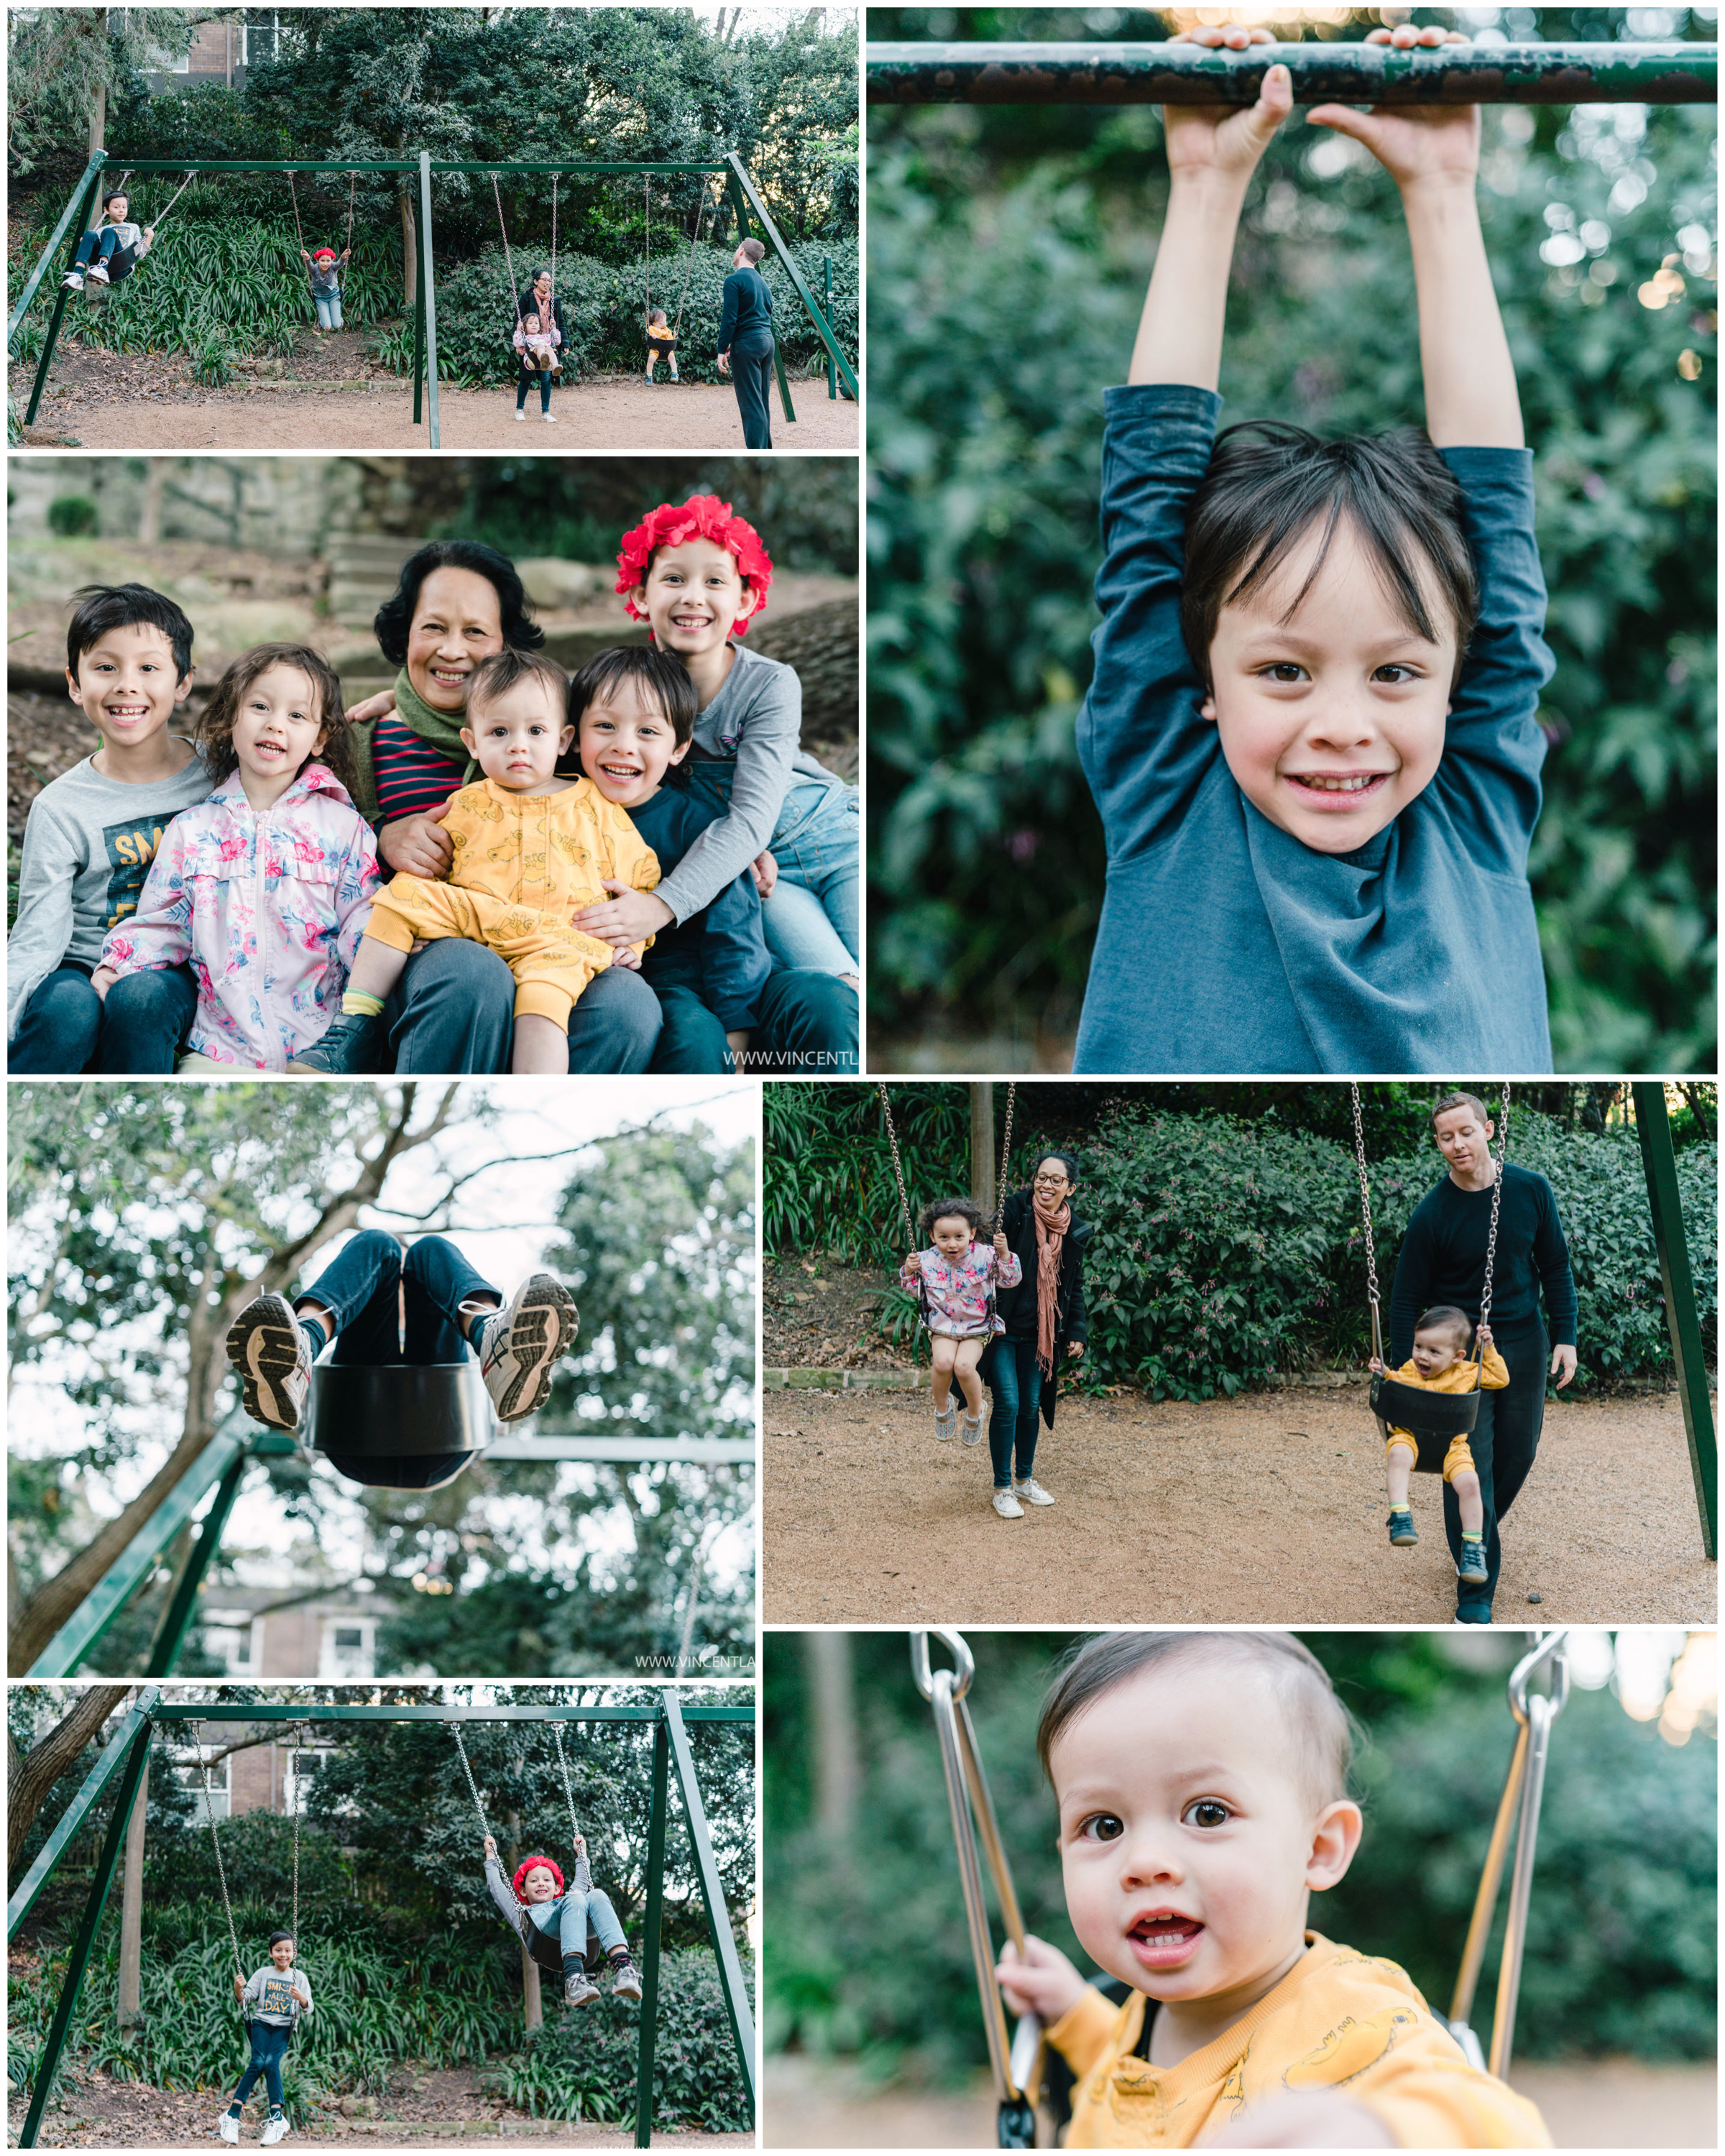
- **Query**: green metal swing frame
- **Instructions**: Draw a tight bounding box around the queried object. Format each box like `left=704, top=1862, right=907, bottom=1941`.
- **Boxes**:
left=9, top=149, right=858, bottom=441
left=8, top=1692, right=755, bottom=2150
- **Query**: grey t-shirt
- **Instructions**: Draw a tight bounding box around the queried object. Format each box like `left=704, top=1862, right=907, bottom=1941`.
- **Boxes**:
left=242, top=1964, right=313, bottom=2029
left=7, top=746, right=209, bottom=1041
left=655, top=643, right=848, bottom=925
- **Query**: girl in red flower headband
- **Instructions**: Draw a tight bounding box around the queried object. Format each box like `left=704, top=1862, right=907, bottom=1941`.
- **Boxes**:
left=483, top=1831, right=642, bottom=2010
left=569, top=493, right=858, bottom=990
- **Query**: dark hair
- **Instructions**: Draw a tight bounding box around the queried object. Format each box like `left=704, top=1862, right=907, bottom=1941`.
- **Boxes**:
left=917, top=1194, right=985, bottom=1244
left=1430, top=1089, right=1492, bottom=1131
left=194, top=642, right=356, bottom=793
left=373, top=541, right=543, bottom=668
left=737, top=238, right=765, bottom=266
left=1416, top=1304, right=1474, bottom=1350
left=568, top=645, right=699, bottom=788
left=267, top=1930, right=295, bottom=1950
left=465, top=647, right=569, bottom=724
left=1038, top=1631, right=1356, bottom=1809
left=67, top=583, right=194, bottom=683
left=1031, top=1151, right=1080, bottom=1187
left=1179, top=423, right=1478, bottom=689
left=103, top=190, right=129, bottom=212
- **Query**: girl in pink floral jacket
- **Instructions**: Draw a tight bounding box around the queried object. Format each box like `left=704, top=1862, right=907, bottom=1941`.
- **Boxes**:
left=97, top=643, right=380, bottom=1072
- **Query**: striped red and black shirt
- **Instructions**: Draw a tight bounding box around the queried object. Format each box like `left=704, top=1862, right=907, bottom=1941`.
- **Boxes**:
left=371, top=711, right=469, bottom=828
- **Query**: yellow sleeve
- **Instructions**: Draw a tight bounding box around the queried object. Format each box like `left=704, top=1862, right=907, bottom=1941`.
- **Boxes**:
left=1044, top=1986, right=1128, bottom=2085
left=1346, top=2029, right=1552, bottom=2148
left=1481, top=1345, right=1512, bottom=1390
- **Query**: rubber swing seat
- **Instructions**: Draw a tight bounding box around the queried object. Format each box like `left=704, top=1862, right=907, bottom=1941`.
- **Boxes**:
left=1370, top=1372, right=1481, bottom=1476
left=307, top=1360, right=494, bottom=1491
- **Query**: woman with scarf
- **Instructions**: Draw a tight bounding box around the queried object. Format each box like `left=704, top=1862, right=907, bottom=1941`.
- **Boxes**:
left=340, top=540, right=660, bottom=1073
left=980, top=1151, right=1090, bottom=1520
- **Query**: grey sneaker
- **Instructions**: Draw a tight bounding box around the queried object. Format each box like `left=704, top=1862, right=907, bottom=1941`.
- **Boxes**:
left=609, top=1953, right=643, bottom=2002
left=1013, top=1477, right=1054, bottom=1506
left=226, top=1292, right=313, bottom=1431
left=477, top=1273, right=579, bottom=1421
left=564, top=1970, right=600, bottom=2008
left=934, top=1401, right=957, bottom=1440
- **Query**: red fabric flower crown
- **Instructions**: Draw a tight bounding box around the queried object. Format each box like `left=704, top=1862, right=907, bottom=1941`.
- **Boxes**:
left=512, top=1854, right=564, bottom=1901
left=615, top=494, right=773, bottom=638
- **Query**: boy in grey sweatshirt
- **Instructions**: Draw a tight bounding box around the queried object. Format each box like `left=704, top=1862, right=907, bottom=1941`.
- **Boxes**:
left=218, top=1930, right=310, bottom=2147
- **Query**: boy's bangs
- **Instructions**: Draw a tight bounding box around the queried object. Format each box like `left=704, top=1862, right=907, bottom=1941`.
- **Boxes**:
left=1226, top=468, right=1443, bottom=650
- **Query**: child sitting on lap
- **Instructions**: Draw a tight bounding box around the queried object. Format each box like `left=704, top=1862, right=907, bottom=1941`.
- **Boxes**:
left=96, top=642, right=379, bottom=1073
left=901, top=1198, right=1021, bottom=1457
left=217, top=1928, right=310, bottom=2148
left=482, top=1833, right=643, bottom=2011
left=644, top=308, right=680, bottom=384
left=1371, top=1304, right=1506, bottom=1584
left=998, top=1631, right=1550, bottom=2148
left=513, top=310, right=561, bottom=423
left=1073, top=24, right=1554, bottom=1076
left=293, top=648, right=660, bottom=1077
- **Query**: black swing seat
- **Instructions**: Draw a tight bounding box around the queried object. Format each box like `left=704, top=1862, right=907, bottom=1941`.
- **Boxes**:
left=522, top=1914, right=605, bottom=1977
left=308, top=1360, right=494, bottom=1491
left=1371, top=1372, right=1482, bottom=1476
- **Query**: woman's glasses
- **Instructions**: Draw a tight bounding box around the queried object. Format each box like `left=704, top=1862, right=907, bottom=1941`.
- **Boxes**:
left=1031, top=1174, right=1070, bottom=1188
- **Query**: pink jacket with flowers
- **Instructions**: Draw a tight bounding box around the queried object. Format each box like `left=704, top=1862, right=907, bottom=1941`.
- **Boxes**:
left=100, top=765, right=380, bottom=1071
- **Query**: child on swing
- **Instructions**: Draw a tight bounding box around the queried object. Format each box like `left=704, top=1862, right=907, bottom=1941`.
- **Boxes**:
left=644, top=308, right=680, bottom=384
left=301, top=245, right=351, bottom=333
left=997, top=1631, right=1550, bottom=2148
left=901, top=1197, right=1021, bottom=1447
left=61, top=190, right=154, bottom=290
left=482, top=1833, right=643, bottom=2009
left=512, top=307, right=561, bottom=423
left=217, top=1930, right=310, bottom=2147
left=1072, top=23, right=1555, bottom=1077
left=1370, top=1304, right=1506, bottom=1583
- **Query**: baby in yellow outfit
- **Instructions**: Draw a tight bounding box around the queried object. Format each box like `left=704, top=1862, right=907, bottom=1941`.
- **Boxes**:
left=1371, top=1304, right=1509, bottom=1586
left=996, top=1631, right=1550, bottom=2150
left=291, top=649, right=658, bottom=1076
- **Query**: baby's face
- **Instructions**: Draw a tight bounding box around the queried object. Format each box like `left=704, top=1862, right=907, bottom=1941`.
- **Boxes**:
left=461, top=676, right=571, bottom=790
left=521, top=1865, right=558, bottom=1904
left=1202, top=516, right=1458, bottom=855
left=1051, top=1659, right=1358, bottom=2017
left=1411, top=1327, right=1467, bottom=1378
left=929, top=1215, right=974, bottom=1259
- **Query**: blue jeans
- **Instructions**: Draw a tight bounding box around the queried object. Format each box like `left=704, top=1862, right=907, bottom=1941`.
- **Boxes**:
left=981, top=1335, right=1043, bottom=1490
left=9, top=962, right=196, bottom=1073
left=528, top=1886, right=626, bottom=1967
left=684, top=768, right=858, bottom=976
left=71, top=229, right=136, bottom=281
left=385, top=939, right=661, bottom=1073
left=516, top=367, right=553, bottom=413
left=314, top=292, right=343, bottom=330
left=231, top=2021, right=290, bottom=2111
left=648, top=973, right=856, bottom=1074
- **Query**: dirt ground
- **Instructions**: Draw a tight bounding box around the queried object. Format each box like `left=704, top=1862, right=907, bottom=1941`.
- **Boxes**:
left=763, top=1370, right=1716, bottom=1626
left=19, top=334, right=857, bottom=453
left=763, top=2053, right=1717, bottom=2150
left=11, top=2064, right=750, bottom=2150
left=764, top=1256, right=913, bottom=1372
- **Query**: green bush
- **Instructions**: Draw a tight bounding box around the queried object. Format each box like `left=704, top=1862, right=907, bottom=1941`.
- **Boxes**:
left=45, top=494, right=96, bottom=535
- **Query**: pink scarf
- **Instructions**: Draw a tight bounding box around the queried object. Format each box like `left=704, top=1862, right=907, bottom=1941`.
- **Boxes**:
left=1032, top=1195, right=1070, bottom=1380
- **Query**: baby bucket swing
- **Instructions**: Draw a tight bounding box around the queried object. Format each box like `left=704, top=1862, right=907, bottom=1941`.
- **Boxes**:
left=643, top=173, right=722, bottom=356
left=1349, top=1081, right=1512, bottom=1474
left=911, top=1624, right=1570, bottom=2147
left=303, top=1274, right=496, bottom=1493
left=450, top=1720, right=610, bottom=1976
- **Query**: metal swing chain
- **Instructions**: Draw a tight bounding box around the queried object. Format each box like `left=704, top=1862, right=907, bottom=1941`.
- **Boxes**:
left=142, top=171, right=196, bottom=239
left=672, top=177, right=714, bottom=338
left=290, top=1726, right=302, bottom=1948
left=1477, top=1084, right=1512, bottom=1344
left=995, top=1082, right=1016, bottom=1234
left=878, top=1084, right=916, bottom=1250
left=643, top=175, right=652, bottom=317
left=288, top=170, right=313, bottom=295
left=492, top=173, right=525, bottom=333
left=451, top=1723, right=492, bottom=1841
left=550, top=1722, right=582, bottom=1860
left=199, top=1730, right=247, bottom=2012
left=550, top=174, right=558, bottom=327
left=1348, top=1082, right=1383, bottom=1365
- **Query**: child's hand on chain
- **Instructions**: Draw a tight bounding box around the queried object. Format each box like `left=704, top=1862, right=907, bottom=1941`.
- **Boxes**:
left=1476, top=1324, right=1494, bottom=1350
left=484, top=1833, right=498, bottom=1858
left=903, top=1252, right=921, bottom=1277
left=993, top=1231, right=1010, bottom=1260
left=1368, top=1355, right=1386, bottom=1375
left=234, top=1973, right=246, bottom=2002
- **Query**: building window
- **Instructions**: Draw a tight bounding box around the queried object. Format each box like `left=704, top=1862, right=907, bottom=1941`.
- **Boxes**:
left=284, top=1747, right=323, bottom=1817
left=318, top=1619, right=376, bottom=1682
left=170, top=1743, right=231, bottom=1823
left=202, top=1609, right=261, bottom=1676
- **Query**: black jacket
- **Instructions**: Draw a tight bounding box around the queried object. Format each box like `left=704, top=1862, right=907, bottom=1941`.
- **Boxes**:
left=717, top=265, right=773, bottom=351
left=991, top=1188, right=1090, bottom=1427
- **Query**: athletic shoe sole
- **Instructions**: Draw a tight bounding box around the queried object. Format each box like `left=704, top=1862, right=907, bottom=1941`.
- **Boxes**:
left=484, top=1276, right=578, bottom=1421
left=226, top=1294, right=308, bottom=1431
left=612, top=1976, right=643, bottom=2001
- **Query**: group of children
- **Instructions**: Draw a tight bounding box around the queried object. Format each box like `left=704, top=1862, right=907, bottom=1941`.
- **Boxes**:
left=9, top=494, right=858, bottom=1077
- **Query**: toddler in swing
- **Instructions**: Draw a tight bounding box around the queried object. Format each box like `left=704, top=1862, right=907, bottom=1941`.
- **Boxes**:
left=644, top=308, right=680, bottom=384
left=996, top=1631, right=1550, bottom=2149
left=483, top=1833, right=643, bottom=2009
left=901, top=1197, right=1021, bottom=1447
left=1073, top=23, right=1555, bottom=1077
left=218, top=1930, right=311, bottom=2147
left=1371, top=1304, right=1506, bottom=1583
left=515, top=310, right=563, bottom=373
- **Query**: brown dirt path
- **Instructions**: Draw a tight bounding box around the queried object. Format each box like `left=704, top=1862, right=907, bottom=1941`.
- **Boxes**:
left=762, top=1378, right=1716, bottom=1626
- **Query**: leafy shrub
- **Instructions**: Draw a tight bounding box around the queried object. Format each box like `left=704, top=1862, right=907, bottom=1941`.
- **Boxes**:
left=45, top=494, right=96, bottom=536
left=763, top=1081, right=968, bottom=1270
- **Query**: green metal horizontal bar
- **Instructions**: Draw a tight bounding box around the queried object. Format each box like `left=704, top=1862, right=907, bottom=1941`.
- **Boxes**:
left=103, top=159, right=727, bottom=176
left=484, top=1437, right=756, bottom=1463
left=6, top=1698, right=159, bottom=1941
left=149, top=1703, right=753, bottom=1723
left=7, top=150, right=104, bottom=345
left=866, top=40, right=1718, bottom=106
left=24, top=1416, right=254, bottom=1680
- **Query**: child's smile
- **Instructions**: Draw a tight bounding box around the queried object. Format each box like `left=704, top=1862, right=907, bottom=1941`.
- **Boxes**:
left=231, top=665, right=327, bottom=801
left=640, top=538, right=759, bottom=655
left=578, top=678, right=688, bottom=805
left=68, top=623, right=190, bottom=745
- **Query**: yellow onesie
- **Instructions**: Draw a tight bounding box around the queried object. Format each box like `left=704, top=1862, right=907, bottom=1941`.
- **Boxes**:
left=1381, top=1344, right=1510, bottom=1483
left=364, top=777, right=660, bottom=1026
left=1047, top=1932, right=1550, bottom=2147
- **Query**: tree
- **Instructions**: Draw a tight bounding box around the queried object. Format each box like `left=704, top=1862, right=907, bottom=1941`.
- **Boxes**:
left=6, top=9, right=204, bottom=178
left=7, top=1682, right=131, bottom=1869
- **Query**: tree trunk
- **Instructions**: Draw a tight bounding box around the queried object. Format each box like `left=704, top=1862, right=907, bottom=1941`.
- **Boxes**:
left=804, top=1631, right=859, bottom=1838
left=7, top=1683, right=132, bottom=1873
left=118, top=1764, right=149, bottom=2024
left=521, top=1942, right=543, bottom=2033
left=400, top=185, right=418, bottom=310
left=970, top=1083, right=995, bottom=1220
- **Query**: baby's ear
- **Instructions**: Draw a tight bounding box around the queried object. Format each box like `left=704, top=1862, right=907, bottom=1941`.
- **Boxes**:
left=1199, top=690, right=1218, bottom=724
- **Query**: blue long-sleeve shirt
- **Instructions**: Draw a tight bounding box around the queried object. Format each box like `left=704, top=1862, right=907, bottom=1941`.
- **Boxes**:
left=717, top=266, right=773, bottom=351
left=1072, top=385, right=1554, bottom=1075
left=624, top=786, right=772, bottom=1029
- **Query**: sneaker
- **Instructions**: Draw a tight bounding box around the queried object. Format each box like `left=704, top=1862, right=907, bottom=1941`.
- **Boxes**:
left=991, top=1487, right=1024, bottom=1519
left=933, top=1401, right=957, bottom=1441
left=476, top=1273, right=579, bottom=1421
left=564, top=1970, right=600, bottom=2008
left=1457, top=1539, right=1489, bottom=1585
left=287, top=1009, right=382, bottom=1076
left=63, top=271, right=85, bottom=291
left=609, top=1953, right=643, bottom=2002
left=87, top=262, right=109, bottom=285
left=514, top=408, right=525, bottom=421
left=543, top=410, right=558, bottom=423
left=220, top=2116, right=241, bottom=2147
left=1387, top=1510, right=1419, bottom=1547
left=1013, top=1477, right=1054, bottom=1506
left=261, top=2114, right=289, bottom=2147
left=226, top=1292, right=313, bottom=1432
left=960, top=1412, right=983, bottom=1447
left=643, top=376, right=655, bottom=386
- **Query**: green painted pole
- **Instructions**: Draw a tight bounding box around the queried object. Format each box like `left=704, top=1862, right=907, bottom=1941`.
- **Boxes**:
left=824, top=257, right=836, bottom=400
left=633, top=1718, right=670, bottom=2148
left=87, top=158, right=730, bottom=178
left=413, top=196, right=426, bottom=428
left=150, top=1702, right=753, bottom=1722
left=22, top=164, right=106, bottom=427
left=1632, top=1084, right=1717, bottom=1560
left=663, top=1693, right=755, bottom=2109
left=865, top=40, right=1719, bottom=106
left=420, top=151, right=441, bottom=450
left=727, top=155, right=857, bottom=404
left=8, top=1697, right=159, bottom=1940
left=9, top=149, right=105, bottom=344
left=18, top=1719, right=155, bottom=2149
left=142, top=1449, right=247, bottom=1677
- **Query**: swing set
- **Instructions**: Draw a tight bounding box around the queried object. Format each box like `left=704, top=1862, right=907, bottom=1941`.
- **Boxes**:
left=912, top=1623, right=1572, bottom=2149
left=9, top=148, right=859, bottom=443
left=8, top=1692, right=755, bottom=2150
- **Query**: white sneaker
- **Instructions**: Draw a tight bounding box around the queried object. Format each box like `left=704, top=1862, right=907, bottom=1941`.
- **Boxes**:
left=219, top=2116, right=240, bottom=2146
left=514, top=408, right=525, bottom=421
left=960, top=1413, right=984, bottom=1447
left=476, top=1273, right=579, bottom=1421
left=63, top=271, right=85, bottom=290
left=87, top=262, right=109, bottom=285
left=991, top=1488, right=1024, bottom=1519
left=261, top=2114, right=290, bottom=2147
left=543, top=410, right=558, bottom=423
left=564, top=1970, right=600, bottom=2008
left=1014, top=1477, right=1054, bottom=1506
left=226, top=1292, right=313, bottom=1431
left=934, top=1401, right=957, bottom=1440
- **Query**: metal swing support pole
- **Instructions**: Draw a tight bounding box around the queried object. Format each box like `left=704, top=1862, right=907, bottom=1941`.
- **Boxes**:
left=663, top=1693, right=756, bottom=2106
left=19, top=154, right=108, bottom=426
left=632, top=1712, right=671, bottom=2149
left=726, top=154, right=860, bottom=407
left=420, top=150, right=441, bottom=449
left=17, top=1712, right=157, bottom=2149
left=1631, top=1084, right=1717, bottom=1559
left=142, top=1447, right=250, bottom=1677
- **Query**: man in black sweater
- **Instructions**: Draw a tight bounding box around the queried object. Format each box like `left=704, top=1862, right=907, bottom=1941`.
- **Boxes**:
left=1389, top=1090, right=1578, bottom=1625
left=717, top=236, right=776, bottom=450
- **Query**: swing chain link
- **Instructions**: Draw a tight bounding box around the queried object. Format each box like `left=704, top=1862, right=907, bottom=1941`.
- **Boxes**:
left=1478, top=1084, right=1512, bottom=1337
left=493, top=173, right=525, bottom=332
left=290, top=1725, right=301, bottom=1950
left=451, top=1722, right=492, bottom=1843
left=878, top=1084, right=916, bottom=1250
left=1348, top=1081, right=1381, bottom=1305
left=198, top=1729, right=247, bottom=2011
left=551, top=1721, right=582, bottom=1860
left=995, top=1082, right=1016, bottom=1235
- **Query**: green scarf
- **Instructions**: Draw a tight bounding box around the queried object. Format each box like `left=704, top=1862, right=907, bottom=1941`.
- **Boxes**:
left=346, top=666, right=478, bottom=825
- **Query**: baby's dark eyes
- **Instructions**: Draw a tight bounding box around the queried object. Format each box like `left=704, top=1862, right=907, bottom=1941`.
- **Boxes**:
left=1261, top=663, right=1306, bottom=683
left=1077, top=1813, right=1125, bottom=1842
left=1182, top=1799, right=1231, bottom=1829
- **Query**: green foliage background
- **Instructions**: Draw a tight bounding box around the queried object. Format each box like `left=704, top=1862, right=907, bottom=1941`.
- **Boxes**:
left=763, top=1630, right=1716, bottom=2073
left=763, top=1081, right=1716, bottom=1396
left=866, top=8, right=1717, bottom=1071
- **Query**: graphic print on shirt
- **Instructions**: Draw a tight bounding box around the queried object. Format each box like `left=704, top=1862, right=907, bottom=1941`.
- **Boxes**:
left=100, top=816, right=178, bottom=933
left=258, top=1972, right=299, bottom=2017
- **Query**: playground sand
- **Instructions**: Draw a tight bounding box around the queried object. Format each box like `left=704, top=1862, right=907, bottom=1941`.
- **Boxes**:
left=762, top=1380, right=1716, bottom=1626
